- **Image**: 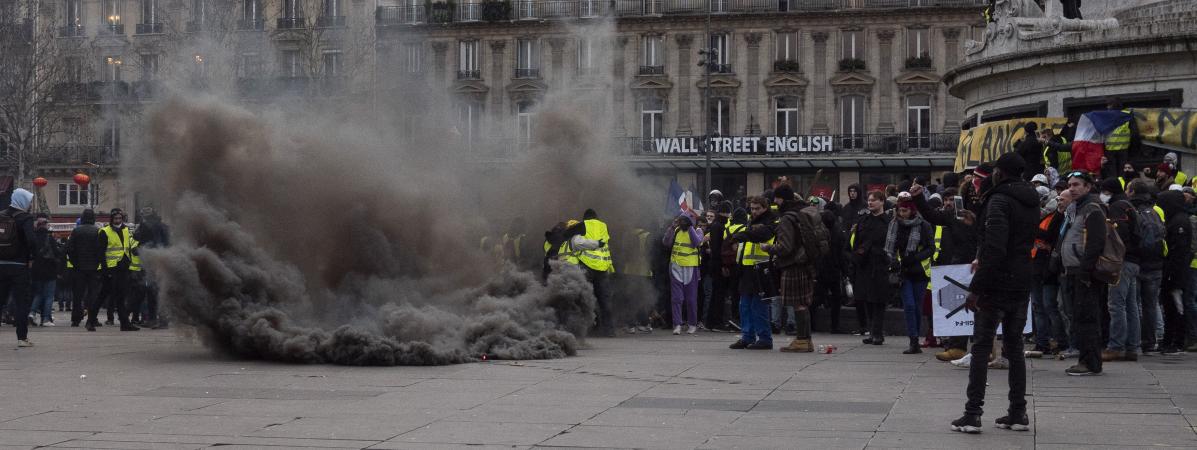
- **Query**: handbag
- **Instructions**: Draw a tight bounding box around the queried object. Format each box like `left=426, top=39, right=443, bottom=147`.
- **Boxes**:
left=754, top=260, right=780, bottom=304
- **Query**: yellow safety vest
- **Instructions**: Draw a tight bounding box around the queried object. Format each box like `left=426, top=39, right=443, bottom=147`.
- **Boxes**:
left=1106, top=110, right=1131, bottom=152
left=99, top=225, right=131, bottom=269
left=1044, top=137, right=1070, bottom=173
left=577, top=219, right=613, bottom=272
left=737, top=220, right=775, bottom=267
left=1154, top=205, right=1170, bottom=257
left=129, top=238, right=141, bottom=272
left=723, top=223, right=745, bottom=240
left=670, top=230, right=700, bottom=267
left=932, top=226, right=943, bottom=263
left=623, top=229, right=653, bottom=277
left=557, top=240, right=579, bottom=265
left=502, top=233, right=524, bottom=262
left=1176, top=171, right=1188, bottom=187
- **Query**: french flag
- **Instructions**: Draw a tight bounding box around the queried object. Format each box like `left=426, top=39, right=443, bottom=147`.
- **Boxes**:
left=1071, top=110, right=1133, bottom=174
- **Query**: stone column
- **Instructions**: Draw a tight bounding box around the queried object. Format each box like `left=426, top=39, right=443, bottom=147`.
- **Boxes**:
left=489, top=40, right=507, bottom=135
left=876, top=29, right=895, bottom=133
left=744, top=32, right=763, bottom=136
left=431, top=41, right=448, bottom=88
left=613, top=36, right=628, bottom=136
left=675, top=34, right=694, bottom=136
left=811, top=31, right=829, bottom=134
left=548, top=37, right=566, bottom=89
left=942, top=28, right=961, bottom=133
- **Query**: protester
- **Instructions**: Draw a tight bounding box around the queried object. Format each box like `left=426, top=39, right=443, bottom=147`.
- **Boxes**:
left=1127, top=180, right=1166, bottom=355
left=886, top=193, right=935, bottom=355
left=853, top=191, right=891, bottom=345
left=65, top=209, right=104, bottom=329
left=29, top=213, right=61, bottom=327
left=97, top=209, right=138, bottom=332
left=577, top=209, right=615, bottom=337
left=812, top=209, right=849, bottom=334
left=663, top=214, right=702, bottom=335
left=1099, top=178, right=1141, bottom=362
left=910, top=183, right=979, bottom=361
left=1031, top=188, right=1072, bottom=355
left=1, top=189, right=39, bottom=347
left=729, top=197, right=777, bottom=350
left=1060, top=171, right=1107, bottom=375
left=951, top=152, right=1038, bottom=434
left=767, top=185, right=820, bottom=353
left=1157, top=190, right=1192, bottom=354
left=703, top=203, right=732, bottom=332
left=1014, top=122, right=1042, bottom=181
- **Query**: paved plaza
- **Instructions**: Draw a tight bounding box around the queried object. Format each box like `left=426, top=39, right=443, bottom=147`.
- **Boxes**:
left=2, top=326, right=1196, bottom=449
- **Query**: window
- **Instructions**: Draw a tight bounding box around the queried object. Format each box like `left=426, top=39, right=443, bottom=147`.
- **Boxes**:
left=709, top=33, right=729, bottom=70
left=103, top=56, right=122, bottom=81
left=640, top=97, right=664, bottom=140
left=907, top=95, right=931, bottom=148
left=459, top=40, right=479, bottom=78
left=102, top=0, right=122, bottom=26
left=776, top=31, right=798, bottom=62
left=322, top=50, right=342, bottom=77
left=457, top=102, right=482, bottom=145
left=907, top=28, right=929, bottom=59
left=191, top=0, right=208, bottom=22
left=282, top=0, right=302, bottom=18
left=515, top=38, right=538, bottom=77
left=403, top=43, right=422, bottom=73
left=58, top=184, right=98, bottom=207
left=64, top=0, right=82, bottom=27
left=708, top=98, right=730, bottom=137
left=140, top=0, right=157, bottom=24
left=841, top=30, right=861, bottom=60
left=775, top=97, right=799, bottom=136
left=140, top=54, right=158, bottom=81
left=65, top=56, right=83, bottom=83
left=576, top=38, right=594, bottom=72
left=323, top=0, right=340, bottom=17
left=516, top=101, right=534, bottom=143
left=641, top=35, right=662, bottom=68
left=238, top=52, right=262, bottom=78
left=841, top=95, right=865, bottom=148
left=103, top=115, right=120, bottom=158
left=64, top=118, right=81, bottom=147
left=279, top=50, right=302, bottom=77
left=243, top=0, right=261, bottom=22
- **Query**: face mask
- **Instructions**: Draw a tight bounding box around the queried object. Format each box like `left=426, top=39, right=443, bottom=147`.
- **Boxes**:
left=1099, top=193, right=1112, bottom=204
left=1123, top=171, right=1136, bottom=180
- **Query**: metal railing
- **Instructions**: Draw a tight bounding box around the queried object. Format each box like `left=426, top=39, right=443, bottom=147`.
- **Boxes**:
left=185, top=20, right=207, bottom=32
left=98, top=23, right=124, bottom=35
left=135, top=23, right=163, bottom=34
left=514, top=68, right=540, bottom=78
left=638, top=65, right=665, bottom=75
left=42, top=146, right=118, bottom=164
left=59, top=25, right=85, bottom=37
left=376, top=0, right=984, bottom=25
left=276, top=17, right=305, bottom=29
left=238, top=18, right=265, bottom=30
left=316, top=15, right=347, bottom=27
left=457, top=69, right=481, bottom=80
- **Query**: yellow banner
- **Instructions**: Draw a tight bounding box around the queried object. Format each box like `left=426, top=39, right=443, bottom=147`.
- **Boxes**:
left=1134, top=109, right=1197, bottom=151
left=954, top=118, right=1067, bottom=172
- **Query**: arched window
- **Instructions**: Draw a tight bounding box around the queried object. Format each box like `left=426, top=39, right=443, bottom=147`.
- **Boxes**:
left=775, top=96, right=799, bottom=136
left=906, top=94, right=931, bottom=148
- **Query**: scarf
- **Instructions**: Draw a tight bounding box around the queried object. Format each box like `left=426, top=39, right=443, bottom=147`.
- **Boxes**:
left=884, top=215, right=923, bottom=260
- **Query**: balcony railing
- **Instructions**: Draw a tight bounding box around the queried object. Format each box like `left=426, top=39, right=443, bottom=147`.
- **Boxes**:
left=316, top=15, right=347, bottom=27
left=638, top=65, right=665, bottom=75
left=904, top=55, right=934, bottom=70
left=185, top=20, right=207, bottom=32
left=42, top=146, right=118, bottom=165
left=457, top=69, right=481, bottom=80
left=135, top=23, right=163, bottom=34
left=514, top=68, right=540, bottom=78
left=98, top=23, right=124, bottom=35
left=773, top=60, right=800, bottom=73
left=276, top=17, right=305, bottom=29
left=709, top=63, right=733, bottom=74
left=59, top=25, right=85, bottom=37
left=377, top=0, right=984, bottom=25
left=238, top=18, right=265, bottom=30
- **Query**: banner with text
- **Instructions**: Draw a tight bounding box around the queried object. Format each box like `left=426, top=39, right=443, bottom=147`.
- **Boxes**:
left=651, top=136, right=836, bottom=154
left=954, top=118, right=1067, bottom=172
left=1134, top=108, right=1197, bottom=151
left=931, top=264, right=1033, bottom=337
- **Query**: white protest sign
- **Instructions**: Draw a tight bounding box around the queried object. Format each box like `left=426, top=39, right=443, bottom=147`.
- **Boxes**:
left=931, top=264, right=1033, bottom=337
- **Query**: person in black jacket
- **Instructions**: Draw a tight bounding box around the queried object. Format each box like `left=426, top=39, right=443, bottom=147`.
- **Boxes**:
left=1014, top=123, right=1043, bottom=181
left=1060, top=171, right=1108, bottom=376
left=728, top=197, right=777, bottom=350
left=1156, top=190, right=1193, bottom=354
left=1098, top=178, right=1141, bottom=362
left=29, top=214, right=62, bottom=327
left=1127, top=181, right=1165, bottom=354
left=952, top=153, right=1039, bottom=434
left=703, top=203, right=732, bottom=331
left=65, top=209, right=105, bottom=328
left=812, top=210, right=848, bottom=334
left=840, top=184, right=867, bottom=234
left=852, top=191, right=892, bottom=346
left=2, top=189, right=40, bottom=347
left=887, top=194, right=935, bottom=355
left=910, top=184, right=980, bottom=360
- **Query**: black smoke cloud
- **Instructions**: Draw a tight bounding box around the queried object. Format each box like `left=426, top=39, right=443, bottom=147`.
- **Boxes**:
left=138, top=98, right=604, bottom=365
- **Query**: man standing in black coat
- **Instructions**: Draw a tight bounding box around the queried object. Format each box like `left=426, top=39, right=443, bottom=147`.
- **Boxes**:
left=1015, top=123, right=1044, bottom=181
left=2, top=189, right=40, bottom=347
left=703, top=203, right=732, bottom=331
left=66, top=209, right=106, bottom=330
left=952, top=153, right=1039, bottom=434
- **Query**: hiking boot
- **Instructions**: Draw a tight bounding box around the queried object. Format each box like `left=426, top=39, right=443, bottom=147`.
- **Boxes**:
left=950, top=414, right=982, bottom=434
left=936, top=348, right=966, bottom=362
left=1066, top=364, right=1100, bottom=376
left=995, top=414, right=1030, bottom=431
left=729, top=340, right=748, bottom=349
left=746, top=342, right=773, bottom=350
left=1101, top=349, right=1124, bottom=362
left=779, top=339, right=814, bottom=353
left=988, top=357, right=1010, bottom=370
left=903, top=337, right=922, bottom=354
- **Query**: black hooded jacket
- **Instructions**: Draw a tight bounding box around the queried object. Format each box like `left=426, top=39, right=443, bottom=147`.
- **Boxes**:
left=1157, top=191, right=1193, bottom=287
left=971, top=176, right=1040, bottom=295
left=912, top=193, right=979, bottom=266
left=840, top=184, right=867, bottom=233
left=65, top=210, right=104, bottom=271
left=1130, top=193, right=1164, bottom=271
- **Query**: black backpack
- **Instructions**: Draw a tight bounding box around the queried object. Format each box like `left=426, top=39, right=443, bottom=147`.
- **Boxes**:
left=0, top=210, right=23, bottom=260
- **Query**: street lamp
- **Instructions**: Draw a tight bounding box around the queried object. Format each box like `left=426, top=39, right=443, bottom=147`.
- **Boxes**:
left=696, top=10, right=716, bottom=200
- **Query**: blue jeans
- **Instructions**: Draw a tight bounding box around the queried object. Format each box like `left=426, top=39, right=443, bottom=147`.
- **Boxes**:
left=739, top=293, right=772, bottom=346
left=30, top=279, right=55, bottom=322
left=899, top=278, right=922, bottom=338
left=1138, top=269, right=1163, bottom=350
left=1031, top=280, right=1066, bottom=350
left=1107, top=262, right=1141, bottom=352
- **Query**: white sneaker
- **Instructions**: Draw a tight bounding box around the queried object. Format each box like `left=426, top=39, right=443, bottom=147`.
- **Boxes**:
left=672, top=325, right=682, bottom=335
left=988, top=356, right=1010, bottom=370
left=42, top=321, right=55, bottom=327
left=950, top=353, right=973, bottom=368
left=686, top=325, right=697, bottom=334
left=17, top=339, right=33, bottom=348
left=627, top=326, right=637, bottom=334
left=636, top=326, right=652, bottom=333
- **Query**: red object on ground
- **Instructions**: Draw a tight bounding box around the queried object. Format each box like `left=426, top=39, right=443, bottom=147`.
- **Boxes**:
left=32, top=177, right=47, bottom=188
left=73, top=173, right=90, bottom=186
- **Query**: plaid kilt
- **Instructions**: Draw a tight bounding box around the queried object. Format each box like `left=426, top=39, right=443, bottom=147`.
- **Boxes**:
left=780, top=266, right=816, bottom=309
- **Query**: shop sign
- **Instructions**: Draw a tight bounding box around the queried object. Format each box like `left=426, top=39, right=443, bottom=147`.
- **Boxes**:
left=651, top=136, right=836, bottom=154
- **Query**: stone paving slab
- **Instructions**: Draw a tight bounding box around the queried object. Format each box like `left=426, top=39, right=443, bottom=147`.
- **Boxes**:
left=3, top=325, right=1197, bottom=449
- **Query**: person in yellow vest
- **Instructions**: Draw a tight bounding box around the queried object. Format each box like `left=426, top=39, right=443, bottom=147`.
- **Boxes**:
left=1104, top=98, right=1132, bottom=171
left=572, top=209, right=615, bottom=337
left=621, top=226, right=654, bottom=334
left=126, top=237, right=147, bottom=326
left=886, top=194, right=935, bottom=355
left=1162, top=152, right=1188, bottom=187
left=764, top=185, right=819, bottom=353
left=97, top=209, right=138, bottom=332
left=64, top=209, right=104, bottom=329
left=663, top=214, right=703, bottom=335
left=501, top=218, right=529, bottom=269
left=1038, top=128, right=1071, bottom=175
left=727, top=197, right=777, bottom=350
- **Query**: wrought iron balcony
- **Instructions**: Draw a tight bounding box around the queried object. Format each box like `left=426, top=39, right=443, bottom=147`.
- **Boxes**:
left=457, top=69, right=482, bottom=80
left=238, top=18, right=265, bottom=30
left=638, top=65, right=665, bottom=75
left=98, top=23, right=124, bottom=35
left=43, top=146, right=118, bottom=165
left=514, top=68, right=540, bottom=79
left=59, top=24, right=85, bottom=37
left=276, top=17, right=305, bottom=29
left=135, top=22, right=163, bottom=34
left=773, top=59, right=800, bottom=73
left=315, top=15, right=347, bottom=27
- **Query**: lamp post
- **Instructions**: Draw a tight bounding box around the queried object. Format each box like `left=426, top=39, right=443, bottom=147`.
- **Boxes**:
left=696, top=8, right=715, bottom=201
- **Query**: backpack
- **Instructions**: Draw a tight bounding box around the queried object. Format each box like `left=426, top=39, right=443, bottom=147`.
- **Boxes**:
left=786, top=206, right=830, bottom=264
left=1086, top=203, right=1126, bottom=285
left=0, top=210, right=21, bottom=260
left=1131, top=202, right=1166, bottom=259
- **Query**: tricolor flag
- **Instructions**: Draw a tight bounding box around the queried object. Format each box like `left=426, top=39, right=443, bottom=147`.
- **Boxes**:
left=1071, top=110, right=1133, bottom=174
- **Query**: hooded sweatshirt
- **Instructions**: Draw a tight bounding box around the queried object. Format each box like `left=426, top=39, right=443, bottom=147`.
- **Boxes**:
left=1157, top=190, right=1193, bottom=287
left=65, top=209, right=105, bottom=271
left=839, top=184, right=867, bottom=232
left=970, top=176, right=1041, bottom=294
left=0, top=189, right=38, bottom=264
